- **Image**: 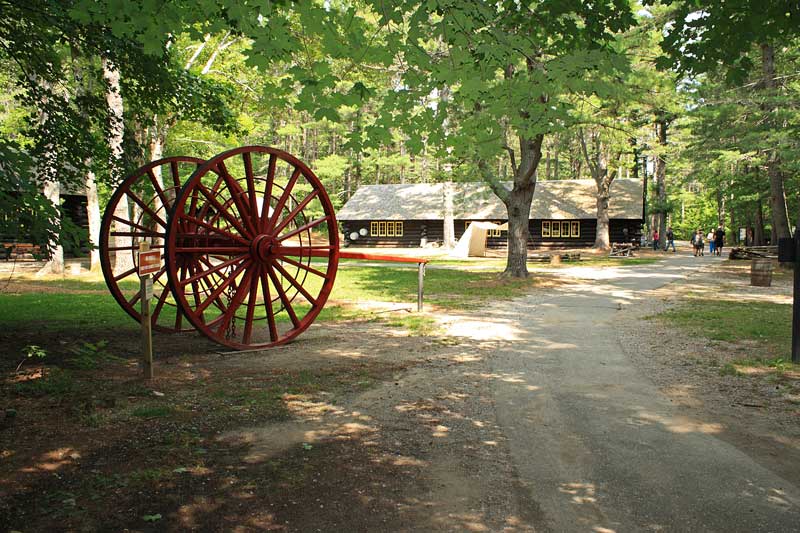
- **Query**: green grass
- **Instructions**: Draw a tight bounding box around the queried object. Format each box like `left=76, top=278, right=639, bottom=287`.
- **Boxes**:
left=131, top=404, right=174, bottom=418
left=0, top=264, right=542, bottom=334
left=659, top=299, right=790, bottom=357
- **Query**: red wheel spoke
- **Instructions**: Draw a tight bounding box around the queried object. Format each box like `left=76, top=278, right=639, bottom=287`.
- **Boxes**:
left=113, top=265, right=138, bottom=282
left=267, top=168, right=301, bottom=231
left=174, top=246, right=249, bottom=254
left=180, top=255, right=247, bottom=287
left=277, top=216, right=329, bottom=243
left=128, top=290, right=142, bottom=307
left=242, top=152, right=260, bottom=233
left=170, top=160, right=181, bottom=188
left=196, top=259, right=252, bottom=314
left=242, top=272, right=260, bottom=344
left=195, top=182, right=252, bottom=238
left=126, top=191, right=167, bottom=228
left=112, top=215, right=154, bottom=234
left=215, top=269, right=254, bottom=336
left=271, top=189, right=319, bottom=236
left=108, top=244, right=165, bottom=252
left=272, top=260, right=317, bottom=305
left=260, top=154, right=277, bottom=229
left=259, top=266, right=279, bottom=342
left=195, top=172, right=225, bottom=220
left=146, top=169, right=170, bottom=208
left=150, top=282, right=172, bottom=322
left=111, top=230, right=162, bottom=238
left=176, top=213, right=251, bottom=246
left=277, top=255, right=328, bottom=279
left=266, top=264, right=300, bottom=328
left=217, top=161, right=258, bottom=236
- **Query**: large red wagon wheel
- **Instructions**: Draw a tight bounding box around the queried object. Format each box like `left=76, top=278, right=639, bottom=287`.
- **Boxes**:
left=100, top=156, right=205, bottom=332
left=165, top=146, right=340, bottom=350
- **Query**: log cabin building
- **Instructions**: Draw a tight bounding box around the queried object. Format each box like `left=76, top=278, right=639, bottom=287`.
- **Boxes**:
left=337, top=179, right=644, bottom=249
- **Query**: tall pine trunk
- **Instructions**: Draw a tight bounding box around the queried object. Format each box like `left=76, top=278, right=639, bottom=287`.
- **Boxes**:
left=761, top=43, right=791, bottom=239
left=654, top=119, right=668, bottom=249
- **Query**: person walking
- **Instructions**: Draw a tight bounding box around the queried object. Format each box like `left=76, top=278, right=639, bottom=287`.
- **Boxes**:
left=714, top=225, right=725, bottom=256
left=664, top=226, right=676, bottom=252
left=692, top=229, right=704, bottom=257
left=707, top=229, right=715, bottom=255
left=652, top=229, right=660, bottom=251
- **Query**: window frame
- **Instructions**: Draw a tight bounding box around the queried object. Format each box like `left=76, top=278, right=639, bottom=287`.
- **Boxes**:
left=370, top=221, right=379, bottom=236
left=570, top=221, right=580, bottom=238
left=542, top=221, right=551, bottom=237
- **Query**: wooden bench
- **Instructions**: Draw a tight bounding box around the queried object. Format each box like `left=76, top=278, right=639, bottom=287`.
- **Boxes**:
left=527, top=252, right=582, bottom=263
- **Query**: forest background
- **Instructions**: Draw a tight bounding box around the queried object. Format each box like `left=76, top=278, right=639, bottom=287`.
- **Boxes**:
left=0, top=0, right=798, bottom=277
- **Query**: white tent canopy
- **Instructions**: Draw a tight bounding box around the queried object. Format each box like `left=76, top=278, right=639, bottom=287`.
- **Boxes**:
left=450, top=221, right=508, bottom=258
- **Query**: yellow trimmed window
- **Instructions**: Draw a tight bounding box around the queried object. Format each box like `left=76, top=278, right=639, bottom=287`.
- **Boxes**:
left=542, top=220, right=581, bottom=238
left=488, top=221, right=505, bottom=237
left=370, top=221, right=403, bottom=237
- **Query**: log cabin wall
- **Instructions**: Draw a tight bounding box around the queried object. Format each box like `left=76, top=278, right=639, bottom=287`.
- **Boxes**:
left=341, top=218, right=642, bottom=249
left=340, top=219, right=443, bottom=248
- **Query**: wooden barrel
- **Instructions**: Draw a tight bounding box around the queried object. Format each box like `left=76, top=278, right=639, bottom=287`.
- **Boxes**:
left=750, top=258, right=773, bottom=287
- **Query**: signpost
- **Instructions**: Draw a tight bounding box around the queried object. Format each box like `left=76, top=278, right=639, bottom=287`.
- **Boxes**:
left=778, top=237, right=800, bottom=364
left=138, top=243, right=161, bottom=379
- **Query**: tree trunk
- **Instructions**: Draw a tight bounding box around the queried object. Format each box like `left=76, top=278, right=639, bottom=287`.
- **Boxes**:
left=483, top=133, right=543, bottom=277
left=442, top=182, right=455, bottom=249
left=41, top=181, right=64, bottom=274
left=754, top=197, right=765, bottom=245
left=503, top=185, right=535, bottom=275
left=103, top=56, right=134, bottom=271
left=86, top=172, right=101, bottom=271
left=761, top=42, right=792, bottom=239
left=654, top=119, right=668, bottom=249
left=32, top=76, right=63, bottom=274
left=71, top=50, right=102, bottom=271
left=594, top=189, right=611, bottom=250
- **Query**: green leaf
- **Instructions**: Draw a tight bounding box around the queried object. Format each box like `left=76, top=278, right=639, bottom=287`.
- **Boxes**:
left=143, top=514, right=162, bottom=522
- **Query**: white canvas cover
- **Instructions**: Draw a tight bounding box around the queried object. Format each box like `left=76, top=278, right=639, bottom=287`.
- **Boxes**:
left=450, top=221, right=508, bottom=258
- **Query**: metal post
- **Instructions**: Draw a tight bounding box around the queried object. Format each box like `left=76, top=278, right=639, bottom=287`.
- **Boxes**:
left=141, top=273, right=154, bottom=379
left=417, top=261, right=425, bottom=312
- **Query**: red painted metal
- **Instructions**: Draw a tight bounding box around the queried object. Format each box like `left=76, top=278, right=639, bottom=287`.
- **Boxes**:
left=100, top=156, right=204, bottom=332
left=165, top=146, right=340, bottom=350
left=338, top=251, right=429, bottom=264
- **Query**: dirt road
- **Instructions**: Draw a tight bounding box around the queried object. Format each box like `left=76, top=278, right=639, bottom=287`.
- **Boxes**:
left=218, top=254, right=798, bottom=532
left=466, top=255, right=799, bottom=531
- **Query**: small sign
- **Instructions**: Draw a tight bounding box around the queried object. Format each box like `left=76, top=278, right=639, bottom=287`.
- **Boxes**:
left=144, top=277, right=154, bottom=300
left=138, top=250, right=161, bottom=276
left=739, top=227, right=746, bottom=241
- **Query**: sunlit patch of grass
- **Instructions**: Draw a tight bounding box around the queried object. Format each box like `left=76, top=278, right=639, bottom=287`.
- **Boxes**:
left=658, top=299, right=790, bottom=357
left=384, top=314, right=440, bottom=336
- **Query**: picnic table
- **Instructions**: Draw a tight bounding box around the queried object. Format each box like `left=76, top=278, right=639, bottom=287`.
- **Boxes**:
left=609, top=243, right=637, bottom=257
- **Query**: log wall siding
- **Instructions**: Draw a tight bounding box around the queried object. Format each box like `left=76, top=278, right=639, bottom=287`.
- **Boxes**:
left=339, top=218, right=643, bottom=249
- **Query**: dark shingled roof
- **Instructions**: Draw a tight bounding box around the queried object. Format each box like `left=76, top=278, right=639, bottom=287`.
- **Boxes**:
left=337, top=179, right=643, bottom=221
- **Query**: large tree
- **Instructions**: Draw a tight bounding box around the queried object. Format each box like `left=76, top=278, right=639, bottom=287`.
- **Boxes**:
left=655, top=0, right=800, bottom=239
